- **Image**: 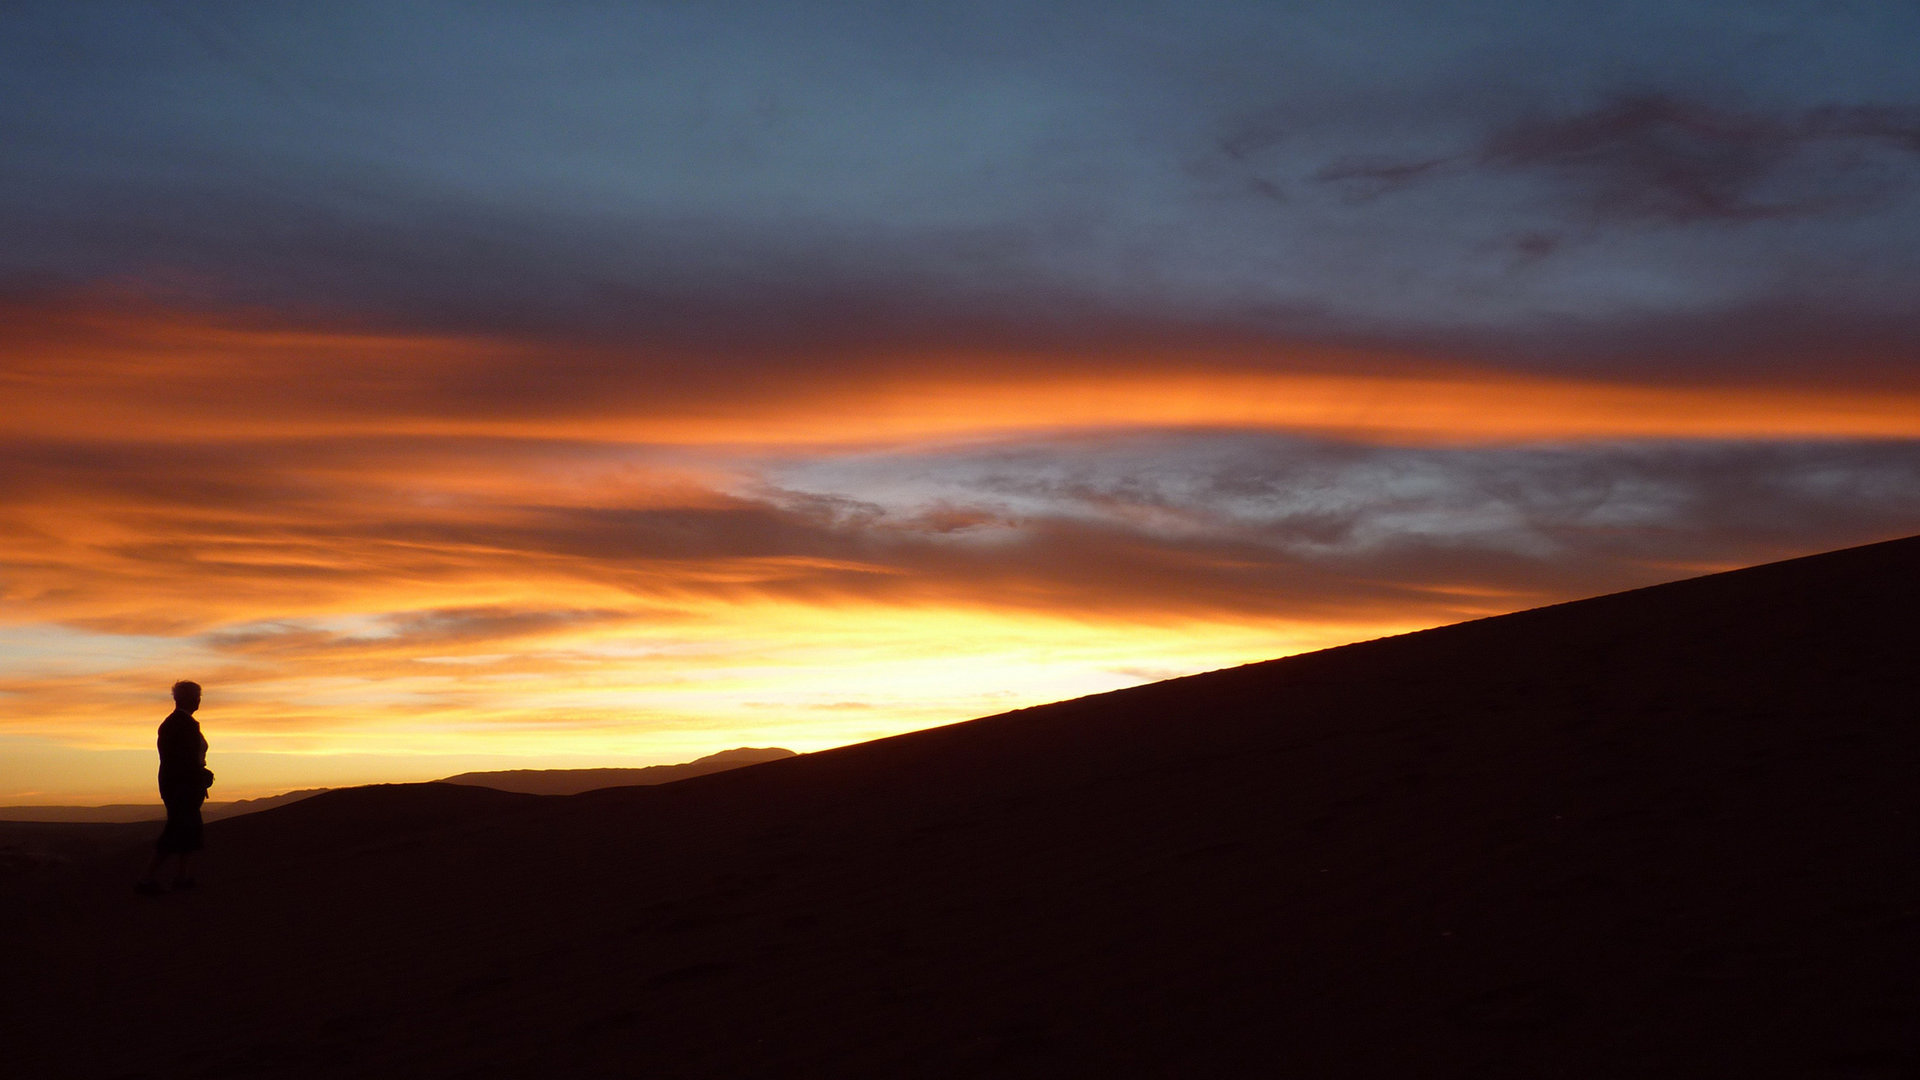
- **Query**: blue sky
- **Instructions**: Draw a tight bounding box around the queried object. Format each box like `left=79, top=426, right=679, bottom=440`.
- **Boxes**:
left=8, top=0, right=1919, bottom=357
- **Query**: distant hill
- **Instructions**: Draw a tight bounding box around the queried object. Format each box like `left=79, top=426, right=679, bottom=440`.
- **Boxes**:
left=0, top=788, right=330, bottom=824
left=0, top=747, right=797, bottom=823
left=438, top=746, right=797, bottom=795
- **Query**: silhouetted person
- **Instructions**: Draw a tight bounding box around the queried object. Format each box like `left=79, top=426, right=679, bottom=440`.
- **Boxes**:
left=136, top=681, right=212, bottom=895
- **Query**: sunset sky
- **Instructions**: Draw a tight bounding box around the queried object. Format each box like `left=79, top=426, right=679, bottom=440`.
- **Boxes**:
left=5, top=1, right=1920, bottom=803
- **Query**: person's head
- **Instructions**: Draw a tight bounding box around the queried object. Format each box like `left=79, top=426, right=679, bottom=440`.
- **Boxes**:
left=171, top=680, right=202, bottom=712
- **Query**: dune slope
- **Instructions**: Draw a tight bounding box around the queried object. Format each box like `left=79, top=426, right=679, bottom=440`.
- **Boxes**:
left=5, top=536, right=1918, bottom=1078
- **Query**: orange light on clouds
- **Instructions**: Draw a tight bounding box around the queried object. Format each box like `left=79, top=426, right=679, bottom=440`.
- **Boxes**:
left=4, top=296, right=1914, bottom=803
left=7, top=298, right=1920, bottom=446
left=623, top=368, right=1920, bottom=446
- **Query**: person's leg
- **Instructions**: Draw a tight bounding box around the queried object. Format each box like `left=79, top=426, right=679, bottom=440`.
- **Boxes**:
left=137, top=849, right=171, bottom=893
left=167, top=799, right=202, bottom=888
left=140, top=796, right=185, bottom=892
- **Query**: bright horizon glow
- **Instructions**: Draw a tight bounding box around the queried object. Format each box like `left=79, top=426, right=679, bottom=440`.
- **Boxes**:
left=2, top=605, right=1439, bottom=804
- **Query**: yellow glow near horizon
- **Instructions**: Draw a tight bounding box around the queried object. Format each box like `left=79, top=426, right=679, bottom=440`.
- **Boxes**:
left=1, top=602, right=1440, bottom=803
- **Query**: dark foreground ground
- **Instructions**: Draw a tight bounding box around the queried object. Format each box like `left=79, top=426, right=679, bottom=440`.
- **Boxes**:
left=5, top=537, right=1917, bottom=1078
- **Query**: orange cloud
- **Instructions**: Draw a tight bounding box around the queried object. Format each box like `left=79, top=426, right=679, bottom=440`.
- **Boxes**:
left=5, top=293, right=1918, bottom=803
left=8, top=294, right=1920, bottom=447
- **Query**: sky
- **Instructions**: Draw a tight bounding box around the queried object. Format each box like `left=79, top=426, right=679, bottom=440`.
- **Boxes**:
left=4, top=0, right=1919, bottom=803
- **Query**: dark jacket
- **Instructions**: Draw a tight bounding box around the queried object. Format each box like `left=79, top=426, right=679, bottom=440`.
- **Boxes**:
left=157, top=710, right=209, bottom=803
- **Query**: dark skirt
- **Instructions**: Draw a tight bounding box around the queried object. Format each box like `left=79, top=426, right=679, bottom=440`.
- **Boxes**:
left=155, top=789, right=204, bottom=854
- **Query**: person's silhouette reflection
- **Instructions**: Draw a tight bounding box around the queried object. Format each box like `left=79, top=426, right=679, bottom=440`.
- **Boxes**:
left=136, top=681, right=211, bottom=895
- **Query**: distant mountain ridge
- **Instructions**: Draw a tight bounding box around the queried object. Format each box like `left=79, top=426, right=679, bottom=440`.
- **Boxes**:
left=438, top=747, right=798, bottom=795
left=1, top=747, right=797, bottom=822
left=0, top=788, right=331, bottom=824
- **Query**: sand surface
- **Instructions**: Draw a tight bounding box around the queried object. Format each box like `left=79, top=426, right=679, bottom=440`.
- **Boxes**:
left=4, top=536, right=1917, bottom=1078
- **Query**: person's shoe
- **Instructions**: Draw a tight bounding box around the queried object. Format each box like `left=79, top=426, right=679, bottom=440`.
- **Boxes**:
left=134, top=880, right=165, bottom=896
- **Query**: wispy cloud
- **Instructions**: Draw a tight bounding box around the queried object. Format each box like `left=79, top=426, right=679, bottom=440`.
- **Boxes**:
left=1486, top=96, right=1920, bottom=224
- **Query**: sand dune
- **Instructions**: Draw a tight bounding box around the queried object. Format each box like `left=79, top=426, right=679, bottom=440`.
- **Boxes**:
left=5, top=535, right=1917, bottom=1077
